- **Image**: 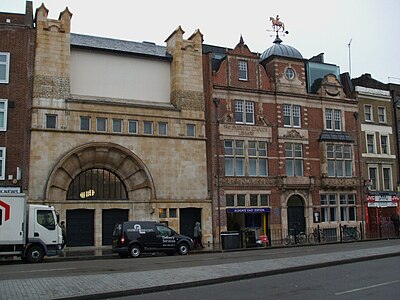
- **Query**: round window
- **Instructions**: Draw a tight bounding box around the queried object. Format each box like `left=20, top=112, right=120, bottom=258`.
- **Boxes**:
left=285, top=68, right=295, bottom=80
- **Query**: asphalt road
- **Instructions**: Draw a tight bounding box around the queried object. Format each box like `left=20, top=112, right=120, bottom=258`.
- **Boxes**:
left=113, top=256, right=400, bottom=300
left=0, top=239, right=399, bottom=281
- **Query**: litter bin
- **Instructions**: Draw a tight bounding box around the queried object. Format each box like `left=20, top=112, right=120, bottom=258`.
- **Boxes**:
left=220, top=231, right=241, bottom=250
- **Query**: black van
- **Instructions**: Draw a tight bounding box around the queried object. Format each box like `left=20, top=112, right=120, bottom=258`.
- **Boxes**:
left=112, top=221, right=195, bottom=258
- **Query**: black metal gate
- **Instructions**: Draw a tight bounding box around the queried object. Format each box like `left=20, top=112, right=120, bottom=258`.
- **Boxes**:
left=102, top=209, right=129, bottom=245
left=66, top=209, right=95, bottom=247
left=179, top=208, right=201, bottom=238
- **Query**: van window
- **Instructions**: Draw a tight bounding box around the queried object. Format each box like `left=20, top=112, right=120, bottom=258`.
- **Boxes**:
left=113, top=224, right=122, bottom=237
left=156, top=225, right=173, bottom=237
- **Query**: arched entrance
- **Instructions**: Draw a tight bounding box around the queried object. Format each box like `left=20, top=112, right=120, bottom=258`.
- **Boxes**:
left=45, top=142, right=156, bottom=246
left=287, top=195, right=306, bottom=233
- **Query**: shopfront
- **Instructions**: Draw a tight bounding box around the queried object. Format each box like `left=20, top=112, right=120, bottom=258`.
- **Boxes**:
left=226, top=207, right=270, bottom=247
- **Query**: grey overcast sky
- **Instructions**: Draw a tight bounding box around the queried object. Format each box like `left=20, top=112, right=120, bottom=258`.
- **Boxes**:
left=2, top=0, right=400, bottom=84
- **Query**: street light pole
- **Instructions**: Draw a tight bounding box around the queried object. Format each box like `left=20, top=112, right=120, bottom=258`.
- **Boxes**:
left=213, top=98, right=221, bottom=248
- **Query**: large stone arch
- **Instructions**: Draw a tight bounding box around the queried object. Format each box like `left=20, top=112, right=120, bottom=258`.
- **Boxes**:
left=45, top=142, right=155, bottom=202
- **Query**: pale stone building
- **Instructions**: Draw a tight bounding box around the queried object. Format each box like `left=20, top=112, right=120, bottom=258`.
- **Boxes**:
left=30, top=5, right=211, bottom=247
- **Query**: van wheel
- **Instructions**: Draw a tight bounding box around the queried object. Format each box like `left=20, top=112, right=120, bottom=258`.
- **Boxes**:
left=129, top=245, right=142, bottom=258
left=178, top=243, right=189, bottom=255
left=26, top=245, right=44, bottom=263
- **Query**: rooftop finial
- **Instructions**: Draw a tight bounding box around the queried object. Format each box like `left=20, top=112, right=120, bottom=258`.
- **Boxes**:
left=268, top=15, right=289, bottom=41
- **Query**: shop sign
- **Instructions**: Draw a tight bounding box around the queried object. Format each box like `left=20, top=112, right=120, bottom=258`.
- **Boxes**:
left=226, top=207, right=271, bottom=213
left=0, top=187, right=21, bottom=193
left=367, top=194, right=399, bottom=207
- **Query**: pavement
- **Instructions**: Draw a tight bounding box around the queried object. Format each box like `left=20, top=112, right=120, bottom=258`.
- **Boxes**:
left=1, top=240, right=400, bottom=300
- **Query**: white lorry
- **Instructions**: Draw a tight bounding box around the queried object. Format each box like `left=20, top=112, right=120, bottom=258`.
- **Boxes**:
left=0, top=193, right=63, bottom=263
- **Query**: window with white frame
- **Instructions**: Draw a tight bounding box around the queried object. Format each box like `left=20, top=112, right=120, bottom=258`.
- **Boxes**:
left=225, top=194, right=270, bottom=207
left=186, top=124, right=196, bottom=137
left=0, top=99, right=8, bottom=131
left=248, top=141, right=268, bottom=176
left=0, top=147, right=5, bottom=180
left=380, top=134, right=389, bottom=154
left=46, top=114, right=57, bottom=129
left=285, top=143, right=303, bottom=176
left=158, top=122, right=168, bottom=136
left=320, top=194, right=338, bottom=222
left=368, top=166, right=378, bottom=190
left=366, top=133, right=376, bottom=153
left=143, top=121, right=153, bottom=134
left=327, top=144, right=353, bottom=177
left=238, top=60, right=248, bottom=81
left=364, top=105, right=372, bottom=122
left=283, top=104, right=301, bottom=127
left=234, top=100, right=254, bottom=125
left=382, top=166, right=393, bottom=191
left=339, top=193, right=356, bottom=221
left=96, top=117, right=107, bottom=132
left=80, top=116, right=90, bottom=131
left=325, top=108, right=342, bottom=131
left=224, top=140, right=245, bottom=176
left=112, top=119, right=122, bottom=133
left=0, top=52, right=10, bottom=84
left=128, top=120, right=138, bottom=134
left=378, top=107, right=386, bottom=123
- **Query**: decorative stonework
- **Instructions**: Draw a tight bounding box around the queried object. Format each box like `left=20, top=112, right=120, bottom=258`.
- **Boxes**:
left=171, top=90, right=204, bottom=111
left=33, top=75, right=70, bottom=99
left=221, top=177, right=276, bottom=186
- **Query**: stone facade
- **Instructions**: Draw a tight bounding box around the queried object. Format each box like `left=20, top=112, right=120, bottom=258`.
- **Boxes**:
left=30, top=5, right=211, bottom=247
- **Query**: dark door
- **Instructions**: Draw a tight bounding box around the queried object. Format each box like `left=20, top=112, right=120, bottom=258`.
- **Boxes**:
left=102, top=209, right=129, bottom=245
left=180, top=208, right=201, bottom=238
left=66, top=209, right=94, bottom=247
left=287, top=195, right=305, bottom=233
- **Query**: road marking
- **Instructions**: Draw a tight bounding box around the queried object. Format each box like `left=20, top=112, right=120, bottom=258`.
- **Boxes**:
left=335, top=279, right=400, bottom=295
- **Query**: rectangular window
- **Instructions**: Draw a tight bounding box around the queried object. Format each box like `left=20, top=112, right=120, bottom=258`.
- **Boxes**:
left=0, top=99, right=8, bottom=131
left=325, top=108, right=341, bottom=131
left=226, top=194, right=235, bottom=206
left=186, top=124, right=196, bottom=137
left=143, top=121, right=153, bottom=134
left=96, top=117, right=107, bottom=132
left=158, top=122, right=168, bottom=136
left=320, top=194, right=339, bottom=222
left=248, top=141, right=268, bottom=176
left=364, top=105, right=372, bottom=122
left=260, top=194, right=270, bottom=206
left=378, top=107, right=386, bottom=123
left=368, top=166, right=378, bottom=190
left=0, top=52, right=10, bottom=84
left=0, top=147, right=5, bottom=180
left=283, top=104, right=301, bottom=127
left=80, top=116, right=90, bottom=131
left=128, top=120, right=138, bottom=134
left=382, top=167, right=392, bottom=191
left=112, top=119, right=122, bottom=133
left=339, top=193, right=356, bottom=221
left=235, top=100, right=254, bottom=125
left=327, top=144, right=353, bottom=177
left=366, top=133, right=375, bottom=153
left=250, top=194, right=258, bottom=206
left=46, top=114, right=57, bottom=129
left=285, top=143, right=303, bottom=176
left=380, top=134, right=389, bottom=154
left=224, top=140, right=244, bottom=176
left=158, top=208, right=167, bottom=218
left=169, top=208, right=177, bottom=218
left=237, top=194, right=246, bottom=206
left=238, top=60, right=248, bottom=81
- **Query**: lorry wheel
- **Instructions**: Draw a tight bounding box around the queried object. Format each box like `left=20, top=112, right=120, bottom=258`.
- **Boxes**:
left=129, top=245, right=141, bottom=258
left=26, top=245, right=44, bottom=263
left=178, top=243, right=189, bottom=255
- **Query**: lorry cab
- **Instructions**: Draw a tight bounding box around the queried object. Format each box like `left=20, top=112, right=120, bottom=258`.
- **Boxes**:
left=112, top=221, right=194, bottom=258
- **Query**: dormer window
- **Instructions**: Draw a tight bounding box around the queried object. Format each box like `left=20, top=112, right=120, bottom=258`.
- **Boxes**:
left=238, top=60, right=248, bottom=81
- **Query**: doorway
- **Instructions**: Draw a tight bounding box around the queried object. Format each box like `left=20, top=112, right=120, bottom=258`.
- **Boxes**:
left=287, top=195, right=305, bottom=233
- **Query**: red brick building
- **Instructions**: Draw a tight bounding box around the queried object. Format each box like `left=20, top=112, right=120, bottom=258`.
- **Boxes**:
left=204, top=33, right=362, bottom=245
left=0, top=1, right=34, bottom=193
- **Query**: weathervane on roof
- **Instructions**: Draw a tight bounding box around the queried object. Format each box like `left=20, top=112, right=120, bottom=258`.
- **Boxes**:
left=268, top=15, right=289, bottom=38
